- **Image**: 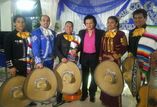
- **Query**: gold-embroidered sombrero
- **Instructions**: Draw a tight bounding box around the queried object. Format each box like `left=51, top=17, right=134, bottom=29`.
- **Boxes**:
left=122, top=57, right=141, bottom=96
left=94, top=61, right=124, bottom=96
left=23, top=67, right=57, bottom=102
left=0, top=76, right=30, bottom=107
left=54, top=61, right=81, bottom=94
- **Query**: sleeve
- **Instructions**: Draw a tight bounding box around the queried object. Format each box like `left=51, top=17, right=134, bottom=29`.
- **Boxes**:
left=113, top=32, right=128, bottom=59
left=77, top=30, right=82, bottom=52
left=31, top=31, right=42, bottom=64
left=55, top=34, right=64, bottom=60
left=4, top=34, right=14, bottom=68
left=99, top=35, right=104, bottom=60
left=128, top=31, right=133, bottom=56
left=52, top=31, right=57, bottom=58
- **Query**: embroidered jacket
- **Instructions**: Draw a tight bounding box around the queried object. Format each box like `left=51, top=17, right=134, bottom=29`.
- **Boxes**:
left=31, top=27, right=56, bottom=64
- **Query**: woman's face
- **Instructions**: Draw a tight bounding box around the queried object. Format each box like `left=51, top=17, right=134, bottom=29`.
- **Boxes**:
left=107, top=18, right=118, bottom=31
left=15, top=17, right=25, bottom=32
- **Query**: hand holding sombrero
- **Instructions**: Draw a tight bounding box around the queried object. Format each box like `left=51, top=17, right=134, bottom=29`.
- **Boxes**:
left=94, top=61, right=124, bottom=96
left=54, top=61, right=81, bottom=94
left=24, top=67, right=57, bottom=102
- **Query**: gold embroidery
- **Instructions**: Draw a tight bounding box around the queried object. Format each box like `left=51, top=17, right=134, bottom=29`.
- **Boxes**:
left=132, top=28, right=145, bottom=37
left=120, top=36, right=127, bottom=46
left=105, top=31, right=117, bottom=38
left=63, top=34, right=74, bottom=42
left=16, top=32, right=30, bottom=39
left=113, top=53, right=121, bottom=59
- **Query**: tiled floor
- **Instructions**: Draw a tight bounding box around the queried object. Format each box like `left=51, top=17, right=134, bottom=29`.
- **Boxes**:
left=25, top=84, right=137, bottom=107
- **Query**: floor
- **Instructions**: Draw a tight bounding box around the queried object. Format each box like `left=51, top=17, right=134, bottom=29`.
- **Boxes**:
left=25, top=84, right=137, bottom=107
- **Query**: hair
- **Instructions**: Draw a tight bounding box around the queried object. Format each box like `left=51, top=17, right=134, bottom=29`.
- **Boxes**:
left=84, top=15, right=97, bottom=27
left=108, top=16, right=120, bottom=29
left=133, top=9, right=147, bottom=18
left=13, top=15, right=26, bottom=23
left=65, top=21, right=73, bottom=27
left=40, top=15, right=50, bottom=21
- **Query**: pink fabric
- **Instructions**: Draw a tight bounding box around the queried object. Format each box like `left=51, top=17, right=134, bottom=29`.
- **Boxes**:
left=83, top=30, right=96, bottom=53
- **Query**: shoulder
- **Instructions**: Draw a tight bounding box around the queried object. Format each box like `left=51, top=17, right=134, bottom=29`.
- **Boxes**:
left=31, top=28, right=42, bottom=35
left=50, top=29, right=56, bottom=35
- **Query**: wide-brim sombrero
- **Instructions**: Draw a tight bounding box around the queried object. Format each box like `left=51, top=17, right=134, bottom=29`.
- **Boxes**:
left=0, top=76, right=30, bottom=107
left=122, top=57, right=141, bottom=96
left=54, top=61, right=81, bottom=94
left=24, top=67, right=57, bottom=102
left=94, top=61, right=124, bottom=96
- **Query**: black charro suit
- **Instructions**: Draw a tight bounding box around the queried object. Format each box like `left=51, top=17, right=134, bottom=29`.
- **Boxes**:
left=78, top=29, right=104, bottom=98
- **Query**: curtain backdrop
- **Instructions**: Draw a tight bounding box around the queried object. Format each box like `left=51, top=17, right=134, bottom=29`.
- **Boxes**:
left=40, top=0, right=157, bottom=33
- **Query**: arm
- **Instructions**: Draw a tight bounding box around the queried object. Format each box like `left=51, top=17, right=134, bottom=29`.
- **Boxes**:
left=55, top=34, right=65, bottom=61
left=31, top=30, right=42, bottom=66
left=4, top=33, right=16, bottom=76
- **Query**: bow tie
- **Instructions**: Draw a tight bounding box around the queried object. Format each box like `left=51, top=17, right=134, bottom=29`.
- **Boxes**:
left=16, top=32, right=30, bottom=39
left=132, top=28, right=145, bottom=37
left=42, top=29, right=52, bottom=36
left=105, top=31, right=117, bottom=38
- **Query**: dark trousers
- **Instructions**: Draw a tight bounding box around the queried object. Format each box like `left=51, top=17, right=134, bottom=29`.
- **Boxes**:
left=81, top=53, right=98, bottom=98
left=14, top=60, right=27, bottom=77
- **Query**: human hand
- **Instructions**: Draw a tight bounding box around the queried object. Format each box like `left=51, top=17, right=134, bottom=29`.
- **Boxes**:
left=61, top=58, right=68, bottom=63
left=9, top=67, right=16, bottom=77
left=35, top=63, right=44, bottom=69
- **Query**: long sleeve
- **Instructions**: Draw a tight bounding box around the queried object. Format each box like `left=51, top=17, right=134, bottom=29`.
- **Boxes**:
left=31, top=31, right=42, bottom=64
left=55, top=34, right=64, bottom=60
left=4, top=33, right=14, bottom=68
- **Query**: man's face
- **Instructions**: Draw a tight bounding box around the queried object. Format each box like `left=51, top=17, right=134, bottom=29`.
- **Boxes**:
left=15, top=17, right=25, bottom=32
left=85, top=19, right=95, bottom=30
left=64, top=23, right=73, bottom=34
left=133, top=13, right=147, bottom=28
left=40, top=16, right=50, bottom=29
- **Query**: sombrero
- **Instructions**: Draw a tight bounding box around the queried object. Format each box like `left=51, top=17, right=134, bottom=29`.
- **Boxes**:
left=54, top=61, right=81, bottom=94
left=94, top=61, right=124, bottom=96
left=122, top=57, right=141, bottom=97
left=0, top=76, right=30, bottom=107
left=24, top=67, right=57, bottom=102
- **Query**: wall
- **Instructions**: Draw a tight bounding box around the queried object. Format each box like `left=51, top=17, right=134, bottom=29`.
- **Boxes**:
left=0, top=0, right=12, bottom=31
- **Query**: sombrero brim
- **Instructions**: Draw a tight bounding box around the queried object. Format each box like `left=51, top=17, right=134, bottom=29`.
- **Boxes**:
left=122, top=56, right=135, bottom=73
left=54, top=61, right=81, bottom=94
left=94, top=61, right=124, bottom=96
left=0, top=76, right=30, bottom=107
left=24, top=67, right=57, bottom=102
left=122, top=57, right=141, bottom=96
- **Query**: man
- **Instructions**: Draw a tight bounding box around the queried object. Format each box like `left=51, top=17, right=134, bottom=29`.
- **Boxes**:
left=31, top=15, right=56, bottom=69
left=54, top=21, right=80, bottom=106
left=78, top=15, right=104, bottom=102
left=4, top=15, right=36, bottom=106
left=128, top=9, right=148, bottom=82
left=128, top=9, right=157, bottom=102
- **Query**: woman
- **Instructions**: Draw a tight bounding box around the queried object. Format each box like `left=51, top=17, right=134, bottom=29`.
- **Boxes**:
left=99, top=16, right=128, bottom=107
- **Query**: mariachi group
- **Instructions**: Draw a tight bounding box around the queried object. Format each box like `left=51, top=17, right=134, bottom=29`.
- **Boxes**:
left=0, top=8, right=157, bottom=107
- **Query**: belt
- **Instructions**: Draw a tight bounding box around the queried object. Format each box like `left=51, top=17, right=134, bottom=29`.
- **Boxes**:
left=83, top=52, right=96, bottom=55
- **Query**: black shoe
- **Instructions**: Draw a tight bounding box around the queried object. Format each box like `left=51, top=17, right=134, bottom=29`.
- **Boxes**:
left=28, top=102, right=37, bottom=106
left=80, top=96, right=88, bottom=101
left=53, top=100, right=65, bottom=107
left=90, top=97, right=95, bottom=103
